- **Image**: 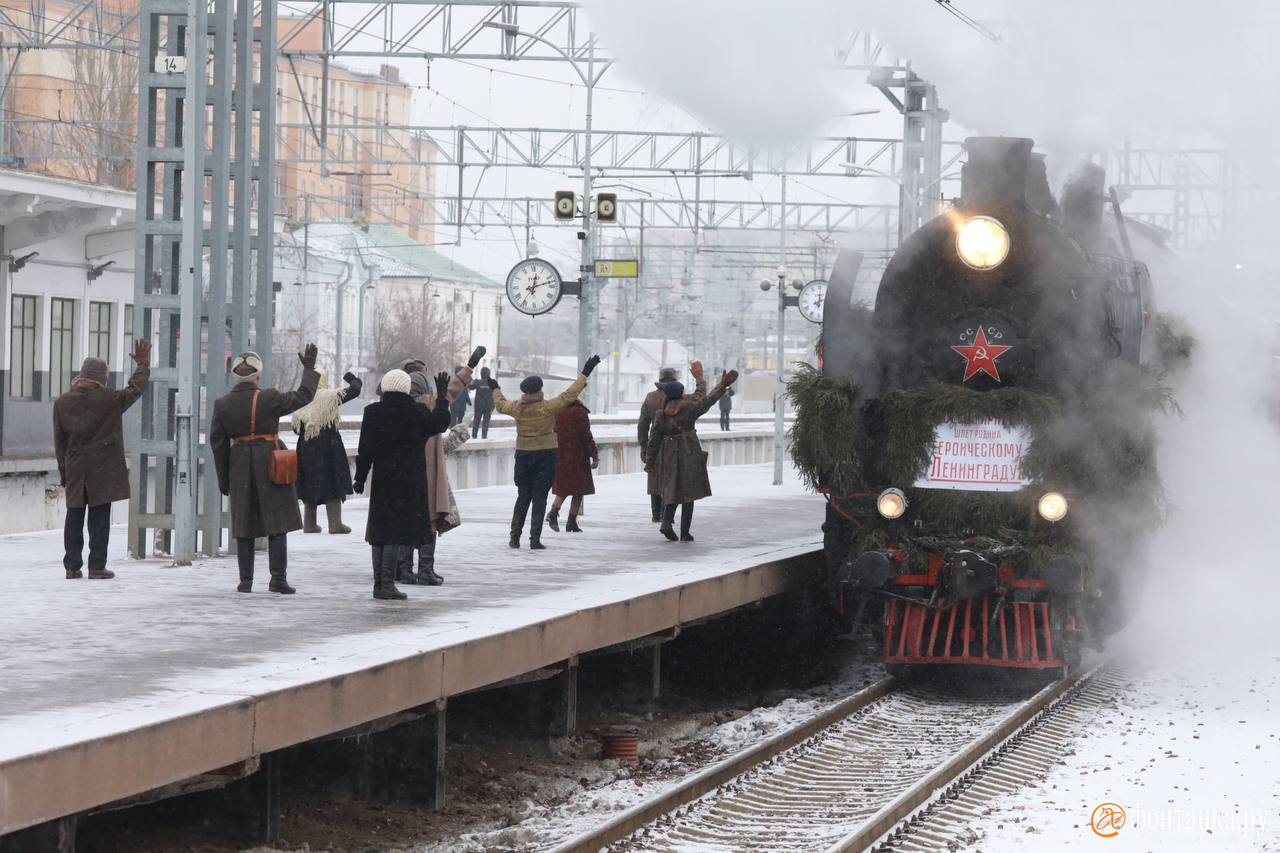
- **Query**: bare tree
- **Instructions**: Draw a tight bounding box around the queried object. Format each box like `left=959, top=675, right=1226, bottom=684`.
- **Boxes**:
left=70, top=25, right=137, bottom=188
left=371, top=290, right=465, bottom=378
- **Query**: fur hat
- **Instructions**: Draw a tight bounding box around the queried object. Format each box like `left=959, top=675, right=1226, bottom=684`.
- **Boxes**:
left=409, top=371, right=430, bottom=398
left=231, top=352, right=263, bottom=383
left=664, top=380, right=685, bottom=401
left=381, top=369, right=412, bottom=395
left=78, top=357, right=109, bottom=385
left=401, top=357, right=426, bottom=374
left=520, top=375, right=543, bottom=394
left=658, top=366, right=679, bottom=382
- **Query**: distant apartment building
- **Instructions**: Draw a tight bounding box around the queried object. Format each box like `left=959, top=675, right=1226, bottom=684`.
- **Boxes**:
left=0, top=1, right=436, bottom=242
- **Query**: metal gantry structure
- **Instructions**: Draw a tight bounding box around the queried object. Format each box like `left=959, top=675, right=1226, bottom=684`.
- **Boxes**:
left=129, top=0, right=277, bottom=561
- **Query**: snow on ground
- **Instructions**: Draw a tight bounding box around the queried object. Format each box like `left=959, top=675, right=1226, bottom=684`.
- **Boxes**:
left=421, top=643, right=885, bottom=853
left=0, top=464, right=822, bottom=764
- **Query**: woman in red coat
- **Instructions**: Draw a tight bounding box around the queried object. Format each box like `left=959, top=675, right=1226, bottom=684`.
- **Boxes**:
left=547, top=400, right=598, bottom=533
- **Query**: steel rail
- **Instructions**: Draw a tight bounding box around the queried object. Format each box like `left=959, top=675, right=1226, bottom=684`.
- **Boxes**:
left=826, top=662, right=1100, bottom=852
left=552, top=675, right=901, bottom=853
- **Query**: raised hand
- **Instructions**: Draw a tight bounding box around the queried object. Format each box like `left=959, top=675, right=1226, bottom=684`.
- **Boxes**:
left=434, top=371, right=451, bottom=399
left=468, top=345, right=487, bottom=368
left=719, top=369, right=740, bottom=387
left=689, top=360, right=704, bottom=381
left=581, top=354, right=602, bottom=376
left=299, top=343, right=318, bottom=369
left=343, top=371, right=357, bottom=384
left=130, top=338, right=152, bottom=366
left=487, top=377, right=500, bottom=391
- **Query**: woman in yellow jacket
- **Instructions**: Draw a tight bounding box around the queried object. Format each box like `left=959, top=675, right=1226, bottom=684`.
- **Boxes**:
left=489, top=354, right=600, bottom=549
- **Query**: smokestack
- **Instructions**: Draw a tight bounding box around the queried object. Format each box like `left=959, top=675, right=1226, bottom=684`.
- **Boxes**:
left=959, top=137, right=1035, bottom=212
left=1060, top=163, right=1108, bottom=248
left=1025, top=153, right=1061, bottom=220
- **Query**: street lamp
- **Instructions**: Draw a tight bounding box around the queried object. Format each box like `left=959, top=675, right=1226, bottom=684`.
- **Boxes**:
left=484, top=21, right=610, bottom=408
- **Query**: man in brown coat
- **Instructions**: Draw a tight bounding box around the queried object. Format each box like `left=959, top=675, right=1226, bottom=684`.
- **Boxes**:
left=53, top=340, right=151, bottom=579
left=211, top=345, right=319, bottom=594
left=637, top=363, right=706, bottom=522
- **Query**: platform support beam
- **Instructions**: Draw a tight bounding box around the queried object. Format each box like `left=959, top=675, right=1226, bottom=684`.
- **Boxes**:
left=0, top=817, right=76, bottom=853
left=549, top=655, right=579, bottom=738
left=650, top=643, right=663, bottom=702
left=219, top=751, right=281, bottom=845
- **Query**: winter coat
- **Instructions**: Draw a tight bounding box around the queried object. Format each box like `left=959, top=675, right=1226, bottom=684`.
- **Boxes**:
left=637, top=375, right=706, bottom=464
left=354, top=391, right=451, bottom=546
left=211, top=370, right=320, bottom=539
left=436, top=423, right=471, bottom=531
left=493, top=375, right=588, bottom=451
left=52, top=364, right=150, bottom=509
left=552, top=401, right=598, bottom=497
left=293, top=377, right=361, bottom=505
left=719, top=388, right=734, bottom=412
left=470, top=378, right=495, bottom=413
left=646, top=383, right=728, bottom=505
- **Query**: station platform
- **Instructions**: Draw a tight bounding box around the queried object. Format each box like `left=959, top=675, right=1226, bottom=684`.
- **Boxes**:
left=0, top=463, right=823, bottom=838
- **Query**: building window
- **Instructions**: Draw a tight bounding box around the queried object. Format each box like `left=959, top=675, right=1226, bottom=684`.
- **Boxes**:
left=88, top=301, right=113, bottom=364
left=49, top=297, right=77, bottom=396
left=9, top=294, right=37, bottom=398
left=123, top=303, right=134, bottom=357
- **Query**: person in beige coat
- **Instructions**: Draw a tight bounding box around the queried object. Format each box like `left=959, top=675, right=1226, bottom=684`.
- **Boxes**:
left=489, top=354, right=600, bottom=549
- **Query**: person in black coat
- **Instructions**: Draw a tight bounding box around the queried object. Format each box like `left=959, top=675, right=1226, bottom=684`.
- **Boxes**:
left=292, top=369, right=362, bottom=534
left=353, top=368, right=452, bottom=600
left=470, top=366, right=495, bottom=438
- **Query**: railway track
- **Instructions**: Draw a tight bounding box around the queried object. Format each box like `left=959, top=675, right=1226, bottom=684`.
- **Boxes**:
left=554, top=662, right=1114, bottom=853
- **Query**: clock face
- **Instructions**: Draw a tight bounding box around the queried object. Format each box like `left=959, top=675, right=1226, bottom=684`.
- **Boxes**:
left=505, top=258, right=563, bottom=316
left=798, top=279, right=827, bottom=324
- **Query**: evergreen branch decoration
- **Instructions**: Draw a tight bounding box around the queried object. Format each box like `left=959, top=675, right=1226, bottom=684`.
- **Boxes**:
left=786, top=363, right=863, bottom=493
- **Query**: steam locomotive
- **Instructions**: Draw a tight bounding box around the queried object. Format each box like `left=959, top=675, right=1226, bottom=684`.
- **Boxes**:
left=799, top=137, right=1174, bottom=671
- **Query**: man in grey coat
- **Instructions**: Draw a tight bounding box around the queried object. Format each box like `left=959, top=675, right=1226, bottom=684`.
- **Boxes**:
left=53, top=340, right=151, bottom=579
left=211, top=345, right=320, bottom=594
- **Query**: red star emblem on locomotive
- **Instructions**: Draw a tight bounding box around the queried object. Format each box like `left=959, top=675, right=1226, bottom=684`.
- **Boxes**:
left=951, top=327, right=1012, bottom=383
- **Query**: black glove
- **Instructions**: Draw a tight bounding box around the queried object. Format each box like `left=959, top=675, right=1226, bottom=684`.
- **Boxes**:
left=299, top=343, right=318, bottom=369
left=467, top=345, right=487, bottom=368
left=590, top=456, right=599, bottom=470
left=582, top=354, right=602, bottom=376
left=435, top=371, right=451, bottom=399
left=487, top=377, right=500, bottom=391
left=343, top=371, right=357, bottom=384
left=353, top=479, right=364, bottom=495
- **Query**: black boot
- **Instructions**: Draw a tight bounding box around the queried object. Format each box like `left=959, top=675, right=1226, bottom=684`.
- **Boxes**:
left=566, top=515, right=582, bottom=533
left=371, top=546, right=383, bottom=596
left=529, top=513, right=547, bottom=550
left=546, top=506, right=560, bottom=532
left=650, top=494, right=663, bottom=523
left=396, top=546, right=419, bottom=585
left=267, top=534, right=295, bottom=594
left=418, top=535, right=444, bottom=585
left=236, top=540, right=254, bottom=593
left=374, top=545, right=407, bottom=600
left=659, top=504, right=678, bottom=541
left=679, top=502, right=695, bottom=542
left=510, top=507, right=527, bottom=548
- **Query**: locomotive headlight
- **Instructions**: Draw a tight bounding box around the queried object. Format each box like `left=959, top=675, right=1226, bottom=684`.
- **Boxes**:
left=956, top=215, right=1010, bottom=271
left=877, top=488, right=908, bottom=520
left=1037, top=491, right=1069, bottom=523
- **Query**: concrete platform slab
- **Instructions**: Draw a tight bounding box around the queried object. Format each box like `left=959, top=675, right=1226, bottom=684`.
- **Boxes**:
left=0, top=464, right=822, bottom=834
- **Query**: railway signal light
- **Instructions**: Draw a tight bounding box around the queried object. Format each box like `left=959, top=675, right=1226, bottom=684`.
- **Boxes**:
left=554, top=190, right=577, bottom=221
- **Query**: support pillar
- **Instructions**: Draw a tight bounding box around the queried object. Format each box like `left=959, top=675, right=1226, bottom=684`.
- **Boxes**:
left=0, top=817, right=75, bottom=853
left=352, top=700, right=447, bottom=811
left=548, top=656, right=579, bottom=738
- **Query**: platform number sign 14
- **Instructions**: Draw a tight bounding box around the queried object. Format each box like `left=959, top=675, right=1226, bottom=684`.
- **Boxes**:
left=505, top=258, right=564, bottom=316
left=153, top=54, right=187, bottom=74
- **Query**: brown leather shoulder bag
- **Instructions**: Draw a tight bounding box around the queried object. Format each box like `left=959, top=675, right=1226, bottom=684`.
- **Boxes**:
left=247, top=390, right=299, bottom=486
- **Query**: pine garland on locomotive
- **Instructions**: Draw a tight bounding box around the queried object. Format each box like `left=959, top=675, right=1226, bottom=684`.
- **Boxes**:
left=792, top=137, right=1178, bottom=671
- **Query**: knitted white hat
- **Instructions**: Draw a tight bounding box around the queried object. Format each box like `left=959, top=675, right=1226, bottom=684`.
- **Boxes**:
left=381, top=368, right=411, bottom=395
left=231, top=351, right=263, bottom=383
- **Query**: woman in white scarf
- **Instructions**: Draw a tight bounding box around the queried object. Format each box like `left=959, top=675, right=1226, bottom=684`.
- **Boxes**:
left=291, top=368, right=363, bottom=533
